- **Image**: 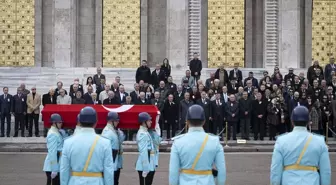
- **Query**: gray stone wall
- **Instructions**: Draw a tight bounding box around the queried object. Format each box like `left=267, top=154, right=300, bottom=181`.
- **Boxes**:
left=147, top=0, right=167, bottom=66
left=78, top=0, right=95, bottom=67
left=41, top=0, right=53, bottom=67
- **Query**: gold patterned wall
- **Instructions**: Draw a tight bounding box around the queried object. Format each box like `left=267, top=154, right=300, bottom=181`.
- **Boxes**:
left=208, top=0, right=245, bottom=68
left=312, top=0, right=336, bottom=66
left=103, top=0, right=140, bottom=68
left=0, top=0, right=35, bottom=66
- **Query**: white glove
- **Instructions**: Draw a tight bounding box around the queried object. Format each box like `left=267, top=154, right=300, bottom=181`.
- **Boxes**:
left=51, top=172, right=58, bottom=179
left=155, top=121, right=161, bottom=136
left=142, top=171, right=148, bottom=178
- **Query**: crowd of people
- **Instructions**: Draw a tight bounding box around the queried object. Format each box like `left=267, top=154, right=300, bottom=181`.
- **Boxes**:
left=1, top=53, right=336, bottom=140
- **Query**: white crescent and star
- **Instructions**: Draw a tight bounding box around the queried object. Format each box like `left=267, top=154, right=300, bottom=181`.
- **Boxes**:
left=102, top=105, right=134, bottom=113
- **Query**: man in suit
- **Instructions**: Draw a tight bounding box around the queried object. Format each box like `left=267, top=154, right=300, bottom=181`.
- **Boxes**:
left=83, top=86, right=94, bottom=104
left=210, top=93, right=225, bottom=135
left=151, top=91, right=164, bottom=135
left=229, top=63, right=243, bottom=86
left=103, top=91, right=120, bottom=105
left=225, top=94, right=239, bottom=140
left=151, top=64, right=165, bottom=89
left=96, top=78, right=107, bottom=96
left=0, top=87, right=13, bottom=137
left=42, top=88, right=56, bottom=106
left=27, top=87, right=41, bottom=137
left=324, top=56, right=335, bottom=81
left=56, top=89, right=72, bottom=105
left=205, top=72, right=216, bottom=90
left=12, top=87, right=27, bottom=137
left=178, top=92, right=194, bottom=132
left=252, top=93, right=267, bottom=140
left=69, top=84, right=80, bottom=100
left=239, top=91, right=252, bottom=140
left=135, top=92, right=150, bottom=105
left=130, top=83, right=141, bottom=104
left=244, top=72, right=259, bottom=88
left=155, top=81, right=169, bottom=102
left=93, top=67, right=106, bottom=86
left=85, top=92, right=100, bottom=105
left=228, top=78, right=239, bottom=95
left=221, top=86, right=229, bottom=103
left=162, top=94, right=178, bottom=138
left=69, top=78, right=84, bottom=95
left=174, top=85, right=184, bottom=106
left=196, top=91, right=212, bottom=133
left=99, top=84, right=111, bottom=103
left=110, top=82, right=120, bottom=93
left=244, top=80, right=254, bottom=97
left=166, top=76, right=177, bottom=95
left=116, top=85, right=128, bottom=104
left=20, top=83, right=30, bottom=130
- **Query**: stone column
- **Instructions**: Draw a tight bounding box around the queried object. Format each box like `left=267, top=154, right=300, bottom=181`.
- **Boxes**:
left=304, top=0, right=312, bottom=68
left=245, top=0, right=253, bottom=68
left=95, top=0, right=102, bottom=67
left=278, top=0, right=301, bottom=68
left=141, top=0, right=148, bottom=62
left=53, top=0, right=77, bottom=67
left=34, top=0, right=42, bottom=67
left=166, top=0, right=188, bottom=68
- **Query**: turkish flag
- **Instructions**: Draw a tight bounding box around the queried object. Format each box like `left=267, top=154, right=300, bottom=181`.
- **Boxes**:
left=42, top=104, right=160, bottom=129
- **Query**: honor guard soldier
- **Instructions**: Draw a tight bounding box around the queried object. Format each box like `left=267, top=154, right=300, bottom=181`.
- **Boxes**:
left=43, top=113, right=64, bottom=185
left=149, top=126, right=162, bottom=169
left=101, top=111, right=125, bottom=185
left=136, top=112, right=156, bottom=185
left=169, top=104, right=226, bottom=185
left=271, top=106, right=331, bottom=185
left=73, top=114, right=81, bottom=135
left=60, top=106, right=114, bottom=185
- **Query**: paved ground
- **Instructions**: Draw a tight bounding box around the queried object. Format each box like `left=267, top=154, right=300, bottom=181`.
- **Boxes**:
left=0, top=152, right=335, bottom=185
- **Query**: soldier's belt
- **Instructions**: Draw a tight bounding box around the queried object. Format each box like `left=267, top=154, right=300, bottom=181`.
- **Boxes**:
left=180, top=169, right=212, bottom=175
left=284, top=164, right=318, bottom=172
left=71, top=171, right=103, bottom=177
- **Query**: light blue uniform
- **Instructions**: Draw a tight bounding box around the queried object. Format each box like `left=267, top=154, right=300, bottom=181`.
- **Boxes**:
left=43, top=126, right=64, bottom=172
left=73, top=125, right=82, bottom=135
left=149, top=130, right=162, bottom=168
left=60, top=128, right=114, bottom=185
left=135, top=126, right=156, bottom=172
left=169, top=127, right=226, bottom=185
left=101, top=124, right=125, bottom=170
left=271, top=126, right=331, bottom=185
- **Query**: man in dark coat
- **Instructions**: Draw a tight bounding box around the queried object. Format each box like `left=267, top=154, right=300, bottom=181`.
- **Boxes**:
left=252, top=93, right=267, bottom=140
left=93, top=67, right=106, bottom=86
left=178, top=92, right=194, bottom=132
left=324, top=56, right=335, bottom=81
left=103, top=91, right=121, bottom=105
left=42, top=89, right=57, bottom=106
left=189, top=52, right=202, bottom=81
left=151, top=91, right=165, bottom=135
left=229, top=63, right=243, bottom=86
left=210, top=93, right=225, bottom=135
left=135, top=60, right=151, bottom=83
left=214, top=64, right=229, bottom=87
left=225, top=94, right=239, bottom=140
left=307, top=60, right=324, bottom=84
left=239, top=91, right=252, bottom=140
left=196, top=91, right=212, bottom=133
left=151, top=64, right=165, bottom=89
left=244, top=72, right=259, bottom=88
left=0, top=87, right=13, bottom=137
left=13, top=87, right=27, bottom=137
left=135, top=92, right=150, bottom=105
left=162, top=94, right=179, bottom=138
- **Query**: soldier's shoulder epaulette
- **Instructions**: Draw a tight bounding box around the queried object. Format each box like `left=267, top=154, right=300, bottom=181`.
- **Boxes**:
left=275, top=132, right=288, bottom=139
left=171, top=134, right=185, bottom=141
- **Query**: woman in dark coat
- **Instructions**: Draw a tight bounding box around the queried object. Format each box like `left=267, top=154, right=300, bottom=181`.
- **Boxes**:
left=161, top=58, right=171, bottom=83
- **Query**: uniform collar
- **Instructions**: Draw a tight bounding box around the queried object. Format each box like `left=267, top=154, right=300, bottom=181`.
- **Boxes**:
left=293, top=126, right=308, bottom=132
left=106, top=123, right=116, bottom=131
left=50, top=126, right=59, bottom=133
left=139, top=125, right=148, bottom=132
left=188, top=127, right=204, bottom=133
left=79, top=127, right=96, bottom=133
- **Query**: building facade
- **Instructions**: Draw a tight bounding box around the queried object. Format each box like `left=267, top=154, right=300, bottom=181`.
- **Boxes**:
left=0, top=0, right=334, bottom=69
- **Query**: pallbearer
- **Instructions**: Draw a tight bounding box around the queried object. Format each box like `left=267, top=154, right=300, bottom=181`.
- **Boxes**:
left=43, top=113, right=64, bottom=185
left=271, top=106, right=331, bottom=185
left=60, top=106, right=114, bottom=185
left=136, top=112, right=156, bottom=185
left=149, top=126, right=162, bottom=169
left=169, top=104, right=226, bottom=185
left=101, top=111, right=125, bottom=185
